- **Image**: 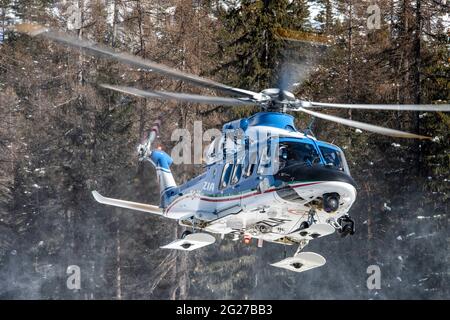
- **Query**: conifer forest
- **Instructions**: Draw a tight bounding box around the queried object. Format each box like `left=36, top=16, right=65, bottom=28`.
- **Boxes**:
left=0, top=0, right=448, bottom=299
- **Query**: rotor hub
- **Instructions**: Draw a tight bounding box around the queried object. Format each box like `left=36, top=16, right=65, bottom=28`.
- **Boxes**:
left=260, top=88, right=297, bottom=111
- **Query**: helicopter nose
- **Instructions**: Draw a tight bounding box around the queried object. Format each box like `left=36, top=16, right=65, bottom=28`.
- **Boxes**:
left=275, top=163, right=357, bottom=189
left=275, top=163, right=357, bottom=213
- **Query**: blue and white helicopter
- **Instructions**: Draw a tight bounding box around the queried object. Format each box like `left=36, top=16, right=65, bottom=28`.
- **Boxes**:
left=17, top=24, right=450, bottom=273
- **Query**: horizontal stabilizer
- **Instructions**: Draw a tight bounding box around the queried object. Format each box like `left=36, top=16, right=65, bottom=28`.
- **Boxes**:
left=288, top=223, right=335, bottom=241
left=161, top=233, right=216, bottom=251
left=271, top=252, right=326, bottom=273
left=92, top=191, right=163, bottom=215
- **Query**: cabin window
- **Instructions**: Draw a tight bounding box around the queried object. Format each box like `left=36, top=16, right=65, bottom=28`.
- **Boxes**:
left=220, top=163, right=234, bottom=189
left=257, top=146, right=271, bottom=175
left=231, top=164, right=243, bottom=185
left=278, top=141, right=320, bottom=168
left=244, top=150, right=257, bottom=177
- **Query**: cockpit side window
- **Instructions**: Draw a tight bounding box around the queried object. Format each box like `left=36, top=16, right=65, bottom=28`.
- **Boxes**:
left=319, top=146, right=350, bottom=174
left=278, top=141, right=321, bottom=168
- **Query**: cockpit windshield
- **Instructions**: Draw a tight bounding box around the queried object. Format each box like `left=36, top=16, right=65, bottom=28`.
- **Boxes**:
left=319, top=146, right=350, bottom=174
left=278, top=141, right=321, bottom=168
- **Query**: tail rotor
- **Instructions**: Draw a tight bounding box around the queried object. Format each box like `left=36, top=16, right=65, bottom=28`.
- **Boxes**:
left=138, top=119, right=161, bottom=161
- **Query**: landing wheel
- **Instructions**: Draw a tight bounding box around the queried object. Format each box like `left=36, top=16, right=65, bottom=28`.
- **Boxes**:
left=299, top=222, right=310, bottom=237
left=340, top=224, right=353, bottom=237
left=349, top=226, right=355, bottom=235
left=181, top=230, right=192, bottom=239
left=338, top=215, right=355, bottom=237
left=300, top=221, right=309, bottom=230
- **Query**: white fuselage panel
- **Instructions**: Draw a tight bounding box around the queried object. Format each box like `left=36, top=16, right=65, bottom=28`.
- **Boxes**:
left=164, top=181, right=356, bottom=241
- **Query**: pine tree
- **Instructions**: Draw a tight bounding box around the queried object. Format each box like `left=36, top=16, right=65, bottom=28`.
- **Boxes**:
left=215, top=0, right=310, bottom=92
left=0, top=0, right=448, bottom=299
left=316, top=0, right=334, bottom=32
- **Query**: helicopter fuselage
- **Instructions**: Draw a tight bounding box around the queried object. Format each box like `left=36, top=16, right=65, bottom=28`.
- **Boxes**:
left=159, top=112, right=357, bottom=244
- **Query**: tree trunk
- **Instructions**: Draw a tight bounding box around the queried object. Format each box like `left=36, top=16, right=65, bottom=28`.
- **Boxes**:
left=413, top=0, right=422, bottom=174
left=77, top=0, right=85, bottom=85
left=347, top=0, right=353, bottom=116
left=111, top=0, right=118, bottom=47
left=116, top=215, right=122, bottom=299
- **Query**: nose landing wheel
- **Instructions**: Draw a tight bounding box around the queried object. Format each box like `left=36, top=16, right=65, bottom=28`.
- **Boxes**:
left=337, top=215, right=355, bottom=237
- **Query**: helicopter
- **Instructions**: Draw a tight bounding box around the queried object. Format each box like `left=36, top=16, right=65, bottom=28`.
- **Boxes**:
left=15, top=24, right=450, bottom=273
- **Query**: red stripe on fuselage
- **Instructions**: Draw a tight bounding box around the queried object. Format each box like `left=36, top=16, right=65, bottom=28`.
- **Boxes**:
left=164, top=182, right=323, bottom=214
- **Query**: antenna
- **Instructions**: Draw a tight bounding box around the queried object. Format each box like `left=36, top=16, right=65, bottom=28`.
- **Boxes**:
left=304, top=117, right=316, bottom=137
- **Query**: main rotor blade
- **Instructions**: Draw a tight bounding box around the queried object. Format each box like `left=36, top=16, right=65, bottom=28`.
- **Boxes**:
left=14, top=24, right=258, bottom=99
left=294, top=107, right=432, bottom=140
left=101, top=84, right=258, bottom=106
left=308, top=102, right=450, bottom=112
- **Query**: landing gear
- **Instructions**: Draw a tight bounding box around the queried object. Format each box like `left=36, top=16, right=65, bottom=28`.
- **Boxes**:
left=271, top=218, right=332, bottom=273
left=294, top=209, right=317, bottom=236
left=181, top=230, right=192, bottom=239
left=179, top=216, right=198, bottom=236
left=307, top=208, right=317, bottom=226
left=337, top=215, right=355, bottom=237
left=294, top=239, right=309, bottom=255
left=299, top=222, right=309, bottom=236
left=271, top=239, right=326, bottom=273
